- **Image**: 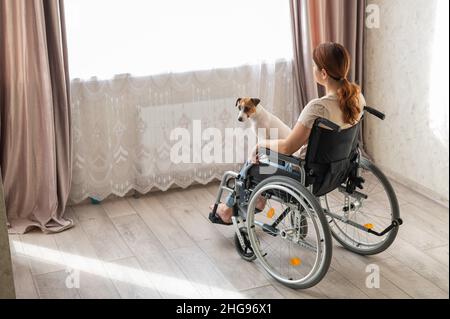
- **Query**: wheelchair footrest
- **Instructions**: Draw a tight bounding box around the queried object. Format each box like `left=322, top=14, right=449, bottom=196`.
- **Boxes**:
left=208, top=211, right=233, bottom=226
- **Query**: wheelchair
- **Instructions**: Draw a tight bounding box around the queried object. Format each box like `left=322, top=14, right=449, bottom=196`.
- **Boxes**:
left=210, top=106, right=403, bottom=289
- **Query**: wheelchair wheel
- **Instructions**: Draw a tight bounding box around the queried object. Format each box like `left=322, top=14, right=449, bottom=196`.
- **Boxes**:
left=246, top=176, right=332, bottom=289
left=322, top=157, right=400, bottom=255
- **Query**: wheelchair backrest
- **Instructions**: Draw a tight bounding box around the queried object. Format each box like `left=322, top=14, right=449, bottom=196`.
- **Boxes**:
left=304, top=117, right=361, bottom=197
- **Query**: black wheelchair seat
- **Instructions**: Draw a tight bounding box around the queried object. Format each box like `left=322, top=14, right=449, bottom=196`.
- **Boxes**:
left=304, top=118, right=361, bottom=197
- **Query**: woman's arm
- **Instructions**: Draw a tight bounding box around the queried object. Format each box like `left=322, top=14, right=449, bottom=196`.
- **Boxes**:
left=259, top=122, right=312, bottom=156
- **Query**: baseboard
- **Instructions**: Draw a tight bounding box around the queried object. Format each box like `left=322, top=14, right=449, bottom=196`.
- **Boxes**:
left=378, top=164, right=449, bottom=208
left=67, top=179, right=222, bottom=207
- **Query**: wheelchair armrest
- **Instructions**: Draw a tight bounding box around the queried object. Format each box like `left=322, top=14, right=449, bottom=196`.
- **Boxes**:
left=260, top=147, right=301, bottom=166
left=364, top=106, right=386, bottom=120
left=314, top=118, right=341, bottom=132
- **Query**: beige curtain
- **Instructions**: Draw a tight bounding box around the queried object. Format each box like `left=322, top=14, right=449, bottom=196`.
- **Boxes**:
left=290, top=0, right=366, bottom=107
left=290, top=0, right=316, bottom=111
left=0, top=0, right=73, bottom=234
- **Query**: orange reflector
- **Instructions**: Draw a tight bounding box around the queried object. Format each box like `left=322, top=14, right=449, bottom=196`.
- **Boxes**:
left=364, top=223, right=374, bottom=230
left=290, top=258, right=301, bottom=266
left=267, top=208, right=275, bottom=219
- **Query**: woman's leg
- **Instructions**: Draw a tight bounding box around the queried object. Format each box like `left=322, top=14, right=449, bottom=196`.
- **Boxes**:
left=224, top=193, right=236, bottom=208
left=216, top=190, right=266, bottom=224
left=212, top=160, right=296, bottom=223
left=211, top=161, right=252, bottom=223
left=221, top=159, right=267, bottom=214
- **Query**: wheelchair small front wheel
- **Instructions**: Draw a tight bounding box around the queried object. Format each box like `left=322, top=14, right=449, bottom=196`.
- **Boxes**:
left=234, top=227, right=256, bottom=262
left=246, top=176, right=332, bottom=289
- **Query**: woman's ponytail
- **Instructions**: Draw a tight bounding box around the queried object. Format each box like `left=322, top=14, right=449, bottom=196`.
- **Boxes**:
left=313, top=42, right=362, bottom=125
left=337, top=78, right=361, bottom=125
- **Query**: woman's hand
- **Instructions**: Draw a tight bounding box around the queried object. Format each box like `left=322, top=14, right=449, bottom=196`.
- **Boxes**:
left=257, top=123, right=311, bottom=157
left=250, top=144, right=259, bottom=164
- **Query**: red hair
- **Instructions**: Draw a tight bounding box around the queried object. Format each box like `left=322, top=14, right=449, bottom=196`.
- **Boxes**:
left=313, top=42, right=361, bottom=125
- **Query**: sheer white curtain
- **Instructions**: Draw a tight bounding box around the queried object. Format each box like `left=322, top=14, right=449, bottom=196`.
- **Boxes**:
left=65, top=0, right=296, bottom=203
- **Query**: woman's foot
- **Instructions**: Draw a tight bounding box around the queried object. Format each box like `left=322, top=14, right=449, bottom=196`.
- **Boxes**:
left=255, top=196, right=267, bottom=211
left=209, top=196, right=266, bottom=223
left=209, top=203, right=233, bottom=224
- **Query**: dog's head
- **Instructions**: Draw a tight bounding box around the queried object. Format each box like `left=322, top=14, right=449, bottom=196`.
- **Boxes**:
left=235, top=98, right=261, bottom=122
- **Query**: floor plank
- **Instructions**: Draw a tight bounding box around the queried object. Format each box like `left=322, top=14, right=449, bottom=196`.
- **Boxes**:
left=270, top=280, right=328, bottom=299
left=102, top=257, right=162, bottom=299
left=128, top=195, right=195, bottom=250
left=314, top=269, right=370, bottom=299
left=19, top=230, right=66, bottom=276
left=72, top=204, right=134, bottom=261
left=375, top=257, right=448, bottom=299
left=331, top=246, right=410, bottom=299
left=157, top=190, right=225, bottom=243
left=389, top=238, right=449, bottom=293
left=424, top=245, right=449, bottom=267
left=392, top=180, right=449, bottom=223
left=110, top=213, right=164, bottom=255
left=52, top=219, right=121, bottom=299
left=240, top=285, right=284, bottom=299
left=197, top=238, right=270, bottom=291
left=111, top=213, right=200, bottom=299
left=9, top=247, right=39, bottom=299
left=76, top=270, right=121, bottom=299
left=400, top=203, right=449, bottom=243
left=395, top=204, right=448, bottom=250
left=34, top=270, right=80, bottom=299
left=169, top=245, right=241, bottom=298
left=102, top=199, right=137, bottom=219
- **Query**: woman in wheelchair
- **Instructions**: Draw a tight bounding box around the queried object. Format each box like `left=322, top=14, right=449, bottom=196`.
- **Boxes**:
left=209, top=42, right=402, bottom=289
left=211, top=42, right=365, bottom=225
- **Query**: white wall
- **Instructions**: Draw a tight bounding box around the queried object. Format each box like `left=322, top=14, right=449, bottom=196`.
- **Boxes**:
left=364, top=0, right=449, bottom=203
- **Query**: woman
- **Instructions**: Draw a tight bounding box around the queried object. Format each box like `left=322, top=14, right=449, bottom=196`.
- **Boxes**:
left=210, top=42, right=366, bottom=225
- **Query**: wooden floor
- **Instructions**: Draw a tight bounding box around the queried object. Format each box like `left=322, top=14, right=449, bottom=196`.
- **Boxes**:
left=8, top=180, right=449, bottom=299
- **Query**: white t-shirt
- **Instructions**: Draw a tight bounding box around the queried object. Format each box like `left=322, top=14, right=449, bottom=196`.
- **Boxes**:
left=297, top=92, right=366, bottom=158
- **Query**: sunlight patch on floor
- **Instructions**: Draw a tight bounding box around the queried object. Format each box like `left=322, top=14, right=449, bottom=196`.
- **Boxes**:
left=12, top=240, right=244, bottom=299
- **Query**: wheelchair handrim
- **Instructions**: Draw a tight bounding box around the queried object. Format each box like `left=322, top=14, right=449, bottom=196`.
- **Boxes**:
left=247, top=183, right=327, bottom=286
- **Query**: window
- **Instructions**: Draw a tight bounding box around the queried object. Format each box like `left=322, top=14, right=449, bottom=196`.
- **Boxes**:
left=64, top=0, right=293, bottom=79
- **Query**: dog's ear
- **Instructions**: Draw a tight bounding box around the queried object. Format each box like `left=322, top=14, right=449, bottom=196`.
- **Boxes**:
left=251, top=98, right=261, bottom=107
left=235, top=98, right=242, bottom=107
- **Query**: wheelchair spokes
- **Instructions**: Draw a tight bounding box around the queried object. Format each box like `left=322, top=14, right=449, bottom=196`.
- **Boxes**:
left=322, top=157, right=401, bottom=255
left=255, top=191, right=315, bottom=250
left=246, top=179, right=332, bottom=289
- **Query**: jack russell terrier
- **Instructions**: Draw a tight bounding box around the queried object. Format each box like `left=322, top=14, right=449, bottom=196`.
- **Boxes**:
left=235, top=97, right=300, bottom=158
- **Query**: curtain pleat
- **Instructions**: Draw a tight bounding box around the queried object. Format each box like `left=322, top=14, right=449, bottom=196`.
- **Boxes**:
left=290, top=0, right=318, bottom=112
left=291, top=0, right=366, bottom=104
left=0, top=0, right=73, bottom=234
